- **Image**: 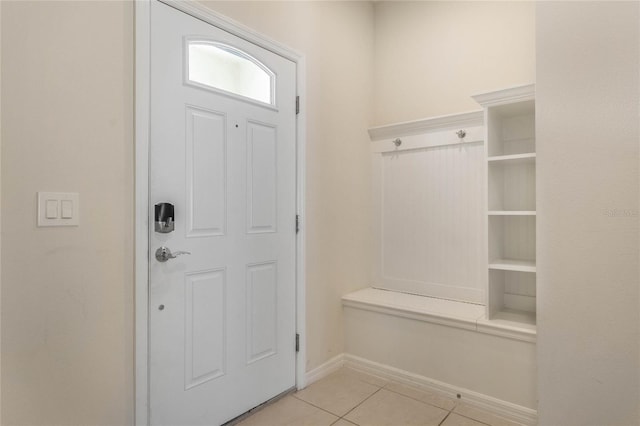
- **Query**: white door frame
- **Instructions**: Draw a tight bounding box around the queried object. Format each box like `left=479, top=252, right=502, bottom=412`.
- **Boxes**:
left=134, top=1, right=307, bottom=424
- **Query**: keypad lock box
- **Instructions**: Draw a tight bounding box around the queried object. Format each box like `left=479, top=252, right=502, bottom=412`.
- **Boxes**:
left=155, top=203, right=175, bottom=233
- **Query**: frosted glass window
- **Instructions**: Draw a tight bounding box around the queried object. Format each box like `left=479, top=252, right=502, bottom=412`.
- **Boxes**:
left=187, top=41, right=275, bottom=105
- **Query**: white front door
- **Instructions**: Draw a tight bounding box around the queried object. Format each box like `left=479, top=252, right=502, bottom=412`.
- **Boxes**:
left=149, top=2, right=297, bottom=424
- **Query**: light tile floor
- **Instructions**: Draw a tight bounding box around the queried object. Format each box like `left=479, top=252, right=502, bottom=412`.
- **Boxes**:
left=233, top=368, right=524, bottom=426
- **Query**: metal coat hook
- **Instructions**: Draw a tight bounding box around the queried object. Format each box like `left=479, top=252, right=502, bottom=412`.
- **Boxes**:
left=456, top=130, right=466, bottom=139
left=393, top=138, right=402, bottom=147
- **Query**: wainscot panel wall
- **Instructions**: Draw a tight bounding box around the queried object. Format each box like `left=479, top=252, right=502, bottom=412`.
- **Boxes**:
left=367, top=113, right=487, bottom=304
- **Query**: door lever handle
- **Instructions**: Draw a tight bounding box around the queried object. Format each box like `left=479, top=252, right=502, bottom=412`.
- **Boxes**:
left=155, top=246, right=191, bottom=262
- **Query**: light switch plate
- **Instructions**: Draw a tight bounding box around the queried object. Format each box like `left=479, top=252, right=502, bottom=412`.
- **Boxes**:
left=37, top=192, right=79, bottom=227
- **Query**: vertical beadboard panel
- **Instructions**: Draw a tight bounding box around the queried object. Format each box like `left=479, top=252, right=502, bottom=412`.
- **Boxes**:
left=502, top=162, right=535, bottom=211
left=502, top=216, right=536, bottom=262
left=489, top=162, right=536, bottom=211
left=379, top=142, right=485, bottom=303
left=501, top=114, right=535, bottom=155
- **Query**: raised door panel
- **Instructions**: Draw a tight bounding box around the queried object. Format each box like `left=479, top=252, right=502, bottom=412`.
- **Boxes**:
left=186, top=106, right=227, bottom=237
left=246, top=262, right=278, bottom=364
left=246, top=121, right=278, bottom=234
left=184, top=269, right=226, bottom=390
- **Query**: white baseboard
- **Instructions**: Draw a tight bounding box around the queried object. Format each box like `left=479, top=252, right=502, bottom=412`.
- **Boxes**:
left=343, top=354, right=538, bottom=426
left=301, top=352, right=537, bottom=425
left=303, top=354, right=345, bottom=387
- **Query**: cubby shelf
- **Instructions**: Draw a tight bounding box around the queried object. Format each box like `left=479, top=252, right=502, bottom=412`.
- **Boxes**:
left=488, top=211, right=536, bottom=216
left=479, top=309, right=536, bottom=330
left=488, top=153, right=536, bottom=164
left=489, top=259, right=536, bottom=273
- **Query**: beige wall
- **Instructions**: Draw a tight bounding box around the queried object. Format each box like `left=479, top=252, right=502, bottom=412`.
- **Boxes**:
left=197, top=1, right=376, bottom=372
left=373, top=1, right=535, bottom=125
left=1, top=2, right=134, bottom=425
left=536, top=2, right=639, bottom=424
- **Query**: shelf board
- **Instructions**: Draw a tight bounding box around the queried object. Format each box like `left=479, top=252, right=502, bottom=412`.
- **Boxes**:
left=491, top=309, right=536, bottom=327
left=488, top=210, right=536, bottom=216
left=476, top=309, right=536, bottom=342
left=487, top=153, right=536, bottom=164
left=477, top=309, right=537, bottom=342
left=489, top=259, right=536, bottom=273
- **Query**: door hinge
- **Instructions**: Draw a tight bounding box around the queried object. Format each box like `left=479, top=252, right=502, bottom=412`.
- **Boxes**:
left=295, top=214, right=300, bottom=234
left=295, top=333, right=300, bottom=352
left=296, top=96, right=300, bottom=115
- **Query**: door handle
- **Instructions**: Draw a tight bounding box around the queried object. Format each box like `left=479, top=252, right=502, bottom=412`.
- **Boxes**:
left=155, top=246, right=191, bottom=262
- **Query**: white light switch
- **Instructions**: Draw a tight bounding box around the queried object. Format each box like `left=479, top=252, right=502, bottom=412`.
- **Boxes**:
left=38, top=192, right=79, bottom=227
left=45, top=200, right=58, bottom=219
left=61, top=200, right=73, bottom=219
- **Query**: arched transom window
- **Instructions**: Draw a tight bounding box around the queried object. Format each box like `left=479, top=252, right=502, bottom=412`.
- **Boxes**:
left=187, top=40, right=275, bottom=106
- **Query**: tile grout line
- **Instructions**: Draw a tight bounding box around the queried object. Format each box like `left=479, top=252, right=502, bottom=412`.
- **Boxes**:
left=296, top=391, right=502, bottom=426
left=297, top=369, right=506, bottom=426
left=339, top=386, right=384, bottom=422
left=329, top=417, right=343, bottom=426
left=452, top=401, right=518, bottom=426
left=454, top=411, right=498, bottom=426
left=438, top=410, right=453, bottom=426
left=383, top=381, right=520, bottom=426
left=361, top=373, right=523, bottom=425
left=290, top=393, right=347, bottom=419
left=291, top=368, right=385, bottom=422
left=339, top=371, right=460, bottom=425
left=236, top=366, right=519, bottom=426
left=335, top=370, right=389, bottom=425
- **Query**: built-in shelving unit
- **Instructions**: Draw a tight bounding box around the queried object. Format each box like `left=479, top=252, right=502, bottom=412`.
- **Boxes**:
left=473, top=84, right=536, bottom=330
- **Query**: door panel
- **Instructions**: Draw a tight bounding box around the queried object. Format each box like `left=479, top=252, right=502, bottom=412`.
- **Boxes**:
left=246, top=261, right=278, bottom=363
left=247, top=121, right=278, bottom=233
left=149, top=2, right=297, bottom=425
left=184, top=268, right=226, bottom=389
left=185, top=106, right=227, bottom=237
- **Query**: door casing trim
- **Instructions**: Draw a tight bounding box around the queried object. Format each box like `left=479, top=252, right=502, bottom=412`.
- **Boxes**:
left=134, top=2, right=307, bottom=424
